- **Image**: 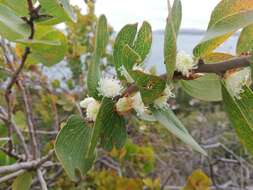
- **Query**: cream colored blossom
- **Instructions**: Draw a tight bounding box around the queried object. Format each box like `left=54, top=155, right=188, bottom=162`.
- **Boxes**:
left=97, top=77, right=123, bottom=98
left=115, top=97, right=133, bottom=113
left=80, top=97, right=100, bottom=121
left=131, top=92, right=146, bottom=116
left=116, top=92, right=155, bottom=121
left=131, top=92, right=155, bottom=121
left=225, top=67, right=251, bottom=99
left=154, top=85, right=175, bottom=109
left=176, top=52, right=197, bottom=77
left=80, top=97, right=95, bottom=109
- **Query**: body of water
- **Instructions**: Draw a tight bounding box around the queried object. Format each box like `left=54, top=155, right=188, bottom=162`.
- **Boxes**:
left=146, top=30, right=239, bottom=74
left=43, top=30, right=239, bottom=83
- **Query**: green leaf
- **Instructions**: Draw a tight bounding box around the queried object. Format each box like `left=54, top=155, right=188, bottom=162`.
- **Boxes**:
left=183, top=169, right=212, bottom=190
left=193, top=34, right=233, bottom=58
left=86, top=98, right=114, bottom=157
left=113, top=24, right=138, bottom=78
left=180, top=74, right=222, bottom=102
left=87, top=15, right=108, bottom=99
left=237, top=86, right=253, bottom=124
left=237, top=24, right=253, bottom=54
left=130, top=71, right=166, bottom=104
left=32, top=27, right=67, bottom=66
left=194, top=0, right=253, bottom=57
left=164, top=0, right=182, bottom=80
left=0, top=0, right=28, bottom=16
left=123, top=44, right=142, bottom=71
left=55, top=115, right=95, bottom=181
left=203, top=52, right=234, bottom=62
left=0, top=4, right=30, bottom=41
left=16, top=39, right=61, bottom=46
left=250, top=55, right=253, bottom=81
left=38, top=0, right=76, bottom=25
left=133, top=21, right=152, bottom=62
left=180, top=52, right=234, bottom=101
left=59, top=0, right=76, bottom=22
left=94, top=15, right=109, bottom=58
left=100, top=105, right=127, bottom=151
left=17, top=26, right=67, bottom=66
left=222, top=82, right=253, bottom=154
left=0, top=151, right=16, bottom=166
left=0, top=123, right=9, bottom=147
left=12, top=172, right=33, bottom=190
left=13, top=111, right=27, bottom=129
left=151, top=107, right=207, bottom=156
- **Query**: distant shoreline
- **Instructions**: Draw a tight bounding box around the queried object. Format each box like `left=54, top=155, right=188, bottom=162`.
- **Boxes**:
left=154, top=29, right=240, bottom=36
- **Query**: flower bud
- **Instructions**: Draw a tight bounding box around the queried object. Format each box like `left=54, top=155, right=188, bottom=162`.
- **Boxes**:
left=80, top=97, right=100, bottom=122
left=115, top=97, right=133, bottom=114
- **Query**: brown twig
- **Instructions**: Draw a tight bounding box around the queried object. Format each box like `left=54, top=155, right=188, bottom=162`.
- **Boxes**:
left=0, top=107, right=30, bottom=158
left=21, top=129, right=58, bottom=136
left=4, top=47, right=30, bottom=98
left=18, top=83, right=39, bottom=159
left=37, top=169, right=48, bottom=190
left=4, top=47, right=30, bottom=153
left=46, top=168, right=63, bottom=187
left=193, top=56, right=251, bottom=75
left=0, top=150, right=54, bottom=175
left=0, top=147, right=25, bottom=161
left=0, top=170, right=25, bottom=184
left=0, top=2, right=54, bottom=188
left=27, top=0, right=34, bottom=13
left=121, top=56, right=251, bottom=97
left=0, top=0, right=47, bottom=173
left=3, top=0, right=36, bottom=156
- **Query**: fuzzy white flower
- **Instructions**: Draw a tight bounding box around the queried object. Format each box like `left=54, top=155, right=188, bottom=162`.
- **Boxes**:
left=80, top=97, right=95, bottom=108
left=131, top=92, right=146, bottom=116
left=80, top=97, right=100, bottom=121
left=154, top=85, right=175, bottom=109
left=131, top=92, right=155, bottom=121
left=97, top=77, right=123, bottom=98
left=116, top=92, right=156, bottom=121
left=176, top=52, right=197, bottom=77
left=225, top=67, right=251, bottom=99
left=119, top=66, right=134, bottom=83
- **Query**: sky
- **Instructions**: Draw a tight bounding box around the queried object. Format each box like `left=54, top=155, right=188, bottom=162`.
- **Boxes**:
left=70, top=0, right=220, bottom=31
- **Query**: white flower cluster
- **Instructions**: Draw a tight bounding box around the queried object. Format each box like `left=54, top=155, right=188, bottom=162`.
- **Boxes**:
left=97, top=77, right=123, bottom=98
left=176, top=52, right=197, bottom=77
left=225, top=67, right=251, bottom=99
left=80, top=97, right=100, bottom=122
left=116, top=92, right=155, bottom=121
left=154, top=85, right=175, bottom=110
left=116, top=85, right=175, bottom=121
left=131, top=92, right=155, bottom=121
left=131, top=92, right=147, bottom=116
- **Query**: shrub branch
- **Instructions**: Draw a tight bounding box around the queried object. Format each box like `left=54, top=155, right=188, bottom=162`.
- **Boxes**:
left=122, top=55, right=251, bottom=97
